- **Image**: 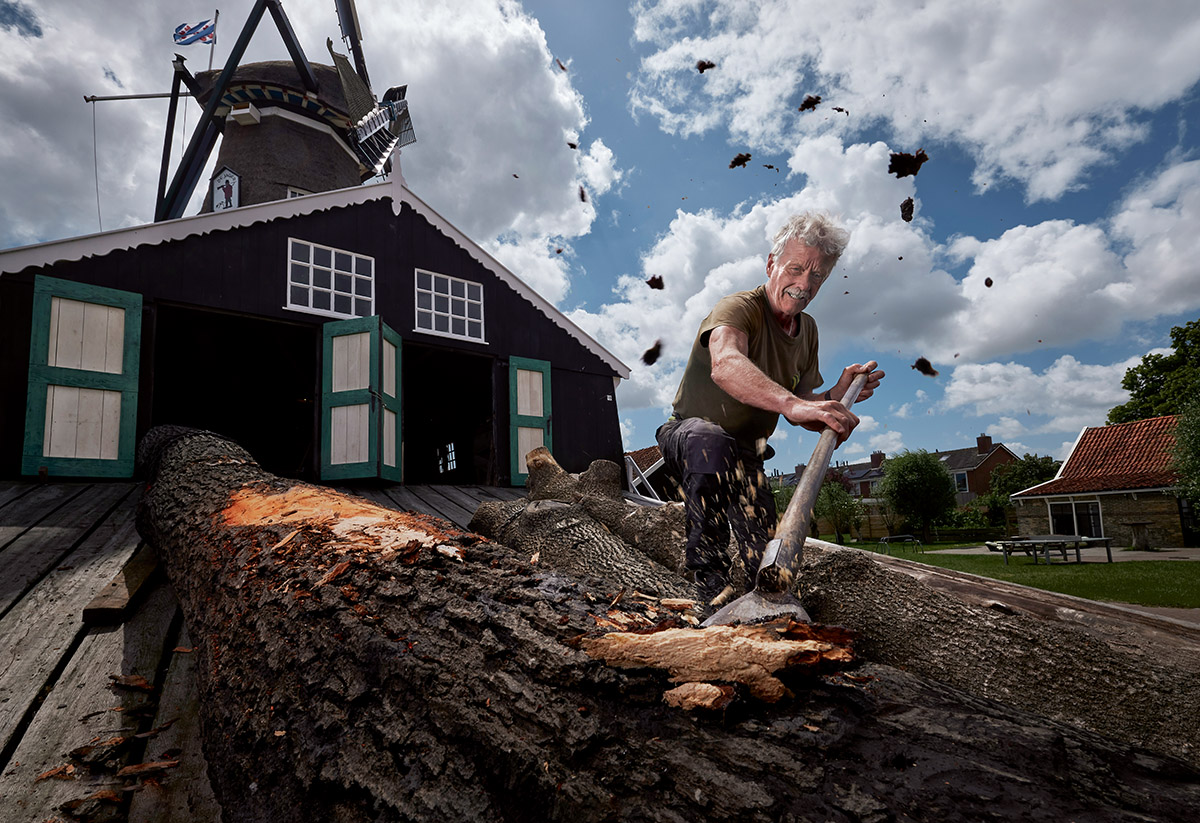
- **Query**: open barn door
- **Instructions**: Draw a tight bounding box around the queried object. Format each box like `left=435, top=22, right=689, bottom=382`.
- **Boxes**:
left=23, top=276, right=142, bottom=477
left=320, top=317, right=402, bottom=481
left=509, top=356, right=551, bottom=486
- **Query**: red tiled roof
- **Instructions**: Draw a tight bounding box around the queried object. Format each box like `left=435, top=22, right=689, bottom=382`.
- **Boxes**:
left=625, top=445, right=663, bottom=473
left=1014, top=415, right=1179, bottom=496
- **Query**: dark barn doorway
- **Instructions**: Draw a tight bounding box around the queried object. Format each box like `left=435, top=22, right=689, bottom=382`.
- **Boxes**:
left=402, top=343, right=494, bottom=484
left=152, top=305, right=318, bottom=479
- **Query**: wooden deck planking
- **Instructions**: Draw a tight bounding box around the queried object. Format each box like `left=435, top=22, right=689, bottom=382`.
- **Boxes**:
left=0, top=481, right=36, bottom=512
left=127, top=625, right=223, bottom=823
left=427, top=484, right=489, bottom=521
left=0, top=483, right=91, bottom=552
left=403, top=486, right=475, bottom=529
left=0, top=493, right=143, bottom=756
left=0, top=581, right=179, bottom=822
left=373, top=486, right=444, bottom=519
left=0, top=482, right=136, bottom=617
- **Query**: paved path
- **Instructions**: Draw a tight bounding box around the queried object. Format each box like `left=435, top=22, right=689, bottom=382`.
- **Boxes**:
left=925, top=544, right=1200, bottom=627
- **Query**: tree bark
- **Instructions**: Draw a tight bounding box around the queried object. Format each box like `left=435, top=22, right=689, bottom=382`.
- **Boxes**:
left=136, top=428, right=1200, bottom=823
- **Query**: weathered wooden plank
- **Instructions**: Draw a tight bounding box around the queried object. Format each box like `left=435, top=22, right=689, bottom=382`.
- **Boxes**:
left=0, top=580, right=179, bottom=823
left=451, top=485, right=495, bottom=505
left=342, top=487, right=400, bottom=511
left=376, top=486, right=442, bottom=519
left=0, top=482, right=36, bottom=512
left=0, top=483, right=90, bottom=551
left=82, top=542, right=160, bottom=625
left=427, top=484, right=485, bottom=520
left=0, top=482, right=136, bottom=616
left=127, top=626, right=223, bottom=823
left=0, top=493, right=143, bottom=758
left=404, top=485, right=474, bottom=529
left=481, top=485, right=528, bottom=502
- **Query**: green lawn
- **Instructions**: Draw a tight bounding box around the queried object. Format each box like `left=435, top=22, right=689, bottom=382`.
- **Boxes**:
left=839, top=542, right=1200, bottom=609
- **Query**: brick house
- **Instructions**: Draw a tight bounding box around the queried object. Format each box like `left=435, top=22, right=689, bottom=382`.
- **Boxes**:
left=1010, top=415, right=1199, bottom=548
left=933, top=435, right=1020, bottom=506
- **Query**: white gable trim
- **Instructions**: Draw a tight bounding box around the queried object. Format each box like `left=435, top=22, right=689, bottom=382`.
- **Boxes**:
left=0, top=178, right=628, bottom=378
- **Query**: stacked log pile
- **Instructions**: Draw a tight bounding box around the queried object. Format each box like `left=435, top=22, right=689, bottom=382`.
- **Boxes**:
left=136, top=427, right=1200, bottom=822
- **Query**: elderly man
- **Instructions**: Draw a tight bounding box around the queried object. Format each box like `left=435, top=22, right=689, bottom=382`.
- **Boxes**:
left=656, top=212, right=884, bottom=608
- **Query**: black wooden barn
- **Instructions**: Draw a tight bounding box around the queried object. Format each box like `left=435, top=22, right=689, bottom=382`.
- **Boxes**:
left=0, top=178, right=628, bottom=486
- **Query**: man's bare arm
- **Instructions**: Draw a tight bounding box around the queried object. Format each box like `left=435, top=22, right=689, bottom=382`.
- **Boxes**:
left=708, top=325, right=860, bottom=442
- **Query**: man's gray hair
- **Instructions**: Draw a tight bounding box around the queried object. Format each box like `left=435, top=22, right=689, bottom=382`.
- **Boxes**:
left=770, top=212, right=850, bottom=261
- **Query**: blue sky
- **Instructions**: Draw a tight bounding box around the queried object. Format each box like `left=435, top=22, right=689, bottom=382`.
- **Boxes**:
left=3, top=0, right=1200, bottom=477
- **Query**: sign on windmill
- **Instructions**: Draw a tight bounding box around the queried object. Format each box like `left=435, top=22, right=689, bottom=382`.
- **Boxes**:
left=212, top=166, right=240, bottom=211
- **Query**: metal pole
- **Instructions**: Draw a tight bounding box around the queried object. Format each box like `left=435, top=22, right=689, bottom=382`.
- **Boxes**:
left=83, top=92, right=194, bottom=102
left=209, top=9, right=219, bottom=71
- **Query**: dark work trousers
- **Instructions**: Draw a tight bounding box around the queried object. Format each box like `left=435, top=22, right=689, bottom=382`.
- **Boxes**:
left=656, top=417, right=777, bottom=592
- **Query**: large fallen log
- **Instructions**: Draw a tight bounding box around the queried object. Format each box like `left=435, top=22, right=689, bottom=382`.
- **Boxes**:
left=135, top=427, right=1200, bottom=822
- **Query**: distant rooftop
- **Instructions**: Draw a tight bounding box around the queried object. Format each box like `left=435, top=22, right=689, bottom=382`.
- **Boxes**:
left=1014, top=415, right=1179, bottom=497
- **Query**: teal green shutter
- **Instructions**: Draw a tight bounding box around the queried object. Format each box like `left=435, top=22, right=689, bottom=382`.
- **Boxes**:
left=23, top=276, right=142, bottom=478
left=508, top=356, right=551, bottom=486
left=379, top=324, right=403, bottom=482
left=320, top=317, right=402, bottom=481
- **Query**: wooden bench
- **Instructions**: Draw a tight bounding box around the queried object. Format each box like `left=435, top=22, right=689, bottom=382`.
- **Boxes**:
left=878, top=534, right=922, bottom=553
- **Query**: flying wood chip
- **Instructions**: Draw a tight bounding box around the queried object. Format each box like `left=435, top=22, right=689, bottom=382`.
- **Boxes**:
left=833, top=106, right=848, bottom=114
left=646, top=275, right=664, bottom=290
left=579, top=185, right=587, bottom=203
left=911, top=357, right=939, bottom=377
left=763, top=164, right=779, bottom=171
left=900, top=197, right=914, bottom=222
left=556, top=248, right=564, bottom=254
left=888, top=149, right=929, bottom=178
left=642, top=340, right=663, bottom=366
left=799, top=94, right=822, bottom=112
left=729, top=152, right=752, bottom=169
left=556, top=58, right=567, bottom=72
left=567, top=142, right=578, bottom=149
left=985, top=277, right=994, bottom=288
left=696, top=59, right=716, bottom=73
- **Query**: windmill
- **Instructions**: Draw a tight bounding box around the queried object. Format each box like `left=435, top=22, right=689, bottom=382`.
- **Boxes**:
left=155, top=0, right=415, bottom=221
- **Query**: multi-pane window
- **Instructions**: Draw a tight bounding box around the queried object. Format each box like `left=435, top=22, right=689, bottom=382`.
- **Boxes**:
left=954, top=472, right=968, bottom=492
left=415, top=269, right=484, bottom=342
left=288, top=239, right=374, bottom=319
left=438, top=442, right=457, bottom=474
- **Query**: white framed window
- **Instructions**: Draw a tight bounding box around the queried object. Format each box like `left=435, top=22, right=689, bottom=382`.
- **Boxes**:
left=287, top=238, right=374, bottom=319
left=438, top=442, right=457, bottom=474
left=287, top=186, right=311, bottom=198
left=415, top=269, right=485, bottom=342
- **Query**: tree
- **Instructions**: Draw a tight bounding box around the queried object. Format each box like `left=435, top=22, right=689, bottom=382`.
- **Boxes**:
left=879, top=450, right=957, bottom=542
left=814, top=481, right=863, bottom=544
left=977, top=454, right=1062, bottom=527
left=1107, top=319, right=1200, bottom=424
left=1174, top=399, right=1200, bottom=504
left=136, top=427, right=1200, bottom=821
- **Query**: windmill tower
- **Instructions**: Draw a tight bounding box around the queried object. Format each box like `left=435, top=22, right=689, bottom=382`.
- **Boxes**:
left=155, top=0, right=414, bottom=220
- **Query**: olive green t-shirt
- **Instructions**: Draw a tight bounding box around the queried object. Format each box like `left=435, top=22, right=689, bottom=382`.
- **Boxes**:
left=671, top=285, right=823, bottom=447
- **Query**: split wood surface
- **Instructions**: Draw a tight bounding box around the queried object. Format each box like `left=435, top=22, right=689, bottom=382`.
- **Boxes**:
left=135, top=427, right=1200, bottom=823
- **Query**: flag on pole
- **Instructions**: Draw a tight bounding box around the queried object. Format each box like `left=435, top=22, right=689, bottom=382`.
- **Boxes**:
left=174, top=20, right=216, bottom=45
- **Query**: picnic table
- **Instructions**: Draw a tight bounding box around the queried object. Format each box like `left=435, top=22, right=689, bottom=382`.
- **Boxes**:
left=986, top=535, right=1114, bottom=565
left=878, top=534, right=922, bottom=554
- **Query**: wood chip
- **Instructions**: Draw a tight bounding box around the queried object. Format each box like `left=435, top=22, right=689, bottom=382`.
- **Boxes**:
left=663, top=682, right=735, bottom=711
left=317, top=560, right=352, bottom=586
left=582, top=620, right=854, bottom=702
left=116, top=760, right=180, bottom=778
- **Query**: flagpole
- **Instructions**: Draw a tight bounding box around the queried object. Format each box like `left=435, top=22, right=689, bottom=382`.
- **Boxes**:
left=209, top=9, right=220, bottom=70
